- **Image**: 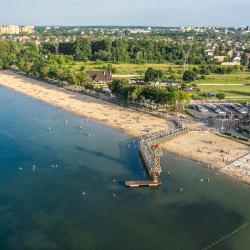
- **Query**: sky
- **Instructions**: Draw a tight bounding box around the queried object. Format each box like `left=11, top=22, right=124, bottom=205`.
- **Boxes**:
left=0, top=0, right=249, bottom=27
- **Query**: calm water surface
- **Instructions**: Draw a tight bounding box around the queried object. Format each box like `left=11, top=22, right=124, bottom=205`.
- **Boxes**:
left=0, top=86, right=249, bottom=250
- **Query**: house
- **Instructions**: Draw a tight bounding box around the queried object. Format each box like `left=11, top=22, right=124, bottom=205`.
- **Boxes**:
left=207, top=51, right=214, bottom=57
left=214, top=56, right=226, bottom=62
left=86, top=70, right=112, bottom=83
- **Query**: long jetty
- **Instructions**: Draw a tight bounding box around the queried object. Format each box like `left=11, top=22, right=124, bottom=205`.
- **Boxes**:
left=125, top=119, right=188, bottom=188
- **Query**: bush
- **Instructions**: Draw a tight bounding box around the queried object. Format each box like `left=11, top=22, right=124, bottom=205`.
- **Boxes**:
left=216, top=92, right=225, bottom=99
left=182, top=70, right=197, bottom=83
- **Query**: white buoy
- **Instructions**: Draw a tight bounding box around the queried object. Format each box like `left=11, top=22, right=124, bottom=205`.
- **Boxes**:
left=82, top=191, right=86, bottom=196
left=19, top=167, right=22, bottom=171
left=32, top=165, right=36, bottom=171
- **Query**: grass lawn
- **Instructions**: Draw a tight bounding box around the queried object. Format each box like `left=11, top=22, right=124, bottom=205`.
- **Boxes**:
left=196, top=71, right=250, bottom=101
left=196, top=71, right=250, bottom=85
left=74, top=62, right=184, bottom=75
left=73, top=61, right=250, bottom=102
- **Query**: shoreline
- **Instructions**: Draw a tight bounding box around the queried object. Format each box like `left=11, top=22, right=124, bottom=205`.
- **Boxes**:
left=0, top=70, right=249, bottom=184
left=162, top=131, right=250, bottom=184
left=0, top=70, right=172, bottom=137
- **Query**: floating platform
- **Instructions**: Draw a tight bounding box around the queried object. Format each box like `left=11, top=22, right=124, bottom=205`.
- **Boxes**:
left=125, top=180, right=161, bottom=188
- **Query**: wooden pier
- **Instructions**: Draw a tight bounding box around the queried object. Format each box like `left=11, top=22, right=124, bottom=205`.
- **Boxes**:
left=125, top=181, right=161, bottom=188
left=125, top=126, right=188, bottom=188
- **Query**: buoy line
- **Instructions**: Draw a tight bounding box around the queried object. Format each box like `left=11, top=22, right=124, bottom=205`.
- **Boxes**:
left=201, top=222, right=249, bottom=250
left=0, top=129, right=19, bottom=141
left=20, top=130, right=58, bottom=144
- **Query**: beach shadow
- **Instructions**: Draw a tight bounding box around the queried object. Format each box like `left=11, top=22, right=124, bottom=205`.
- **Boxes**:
left=74, top=146, right=127, bottom=165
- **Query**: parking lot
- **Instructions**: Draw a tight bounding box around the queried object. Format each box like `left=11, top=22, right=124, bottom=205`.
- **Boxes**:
left=188, top=103, right=250, bottom=137
left=189, top=103, right=249, bottom=119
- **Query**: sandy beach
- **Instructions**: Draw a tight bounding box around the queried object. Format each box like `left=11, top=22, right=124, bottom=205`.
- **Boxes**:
left=162, top=131, right=250, bottom=184
left=0, top=70, right=171, bottom=137
left=0, top=70, right=249, bottom=183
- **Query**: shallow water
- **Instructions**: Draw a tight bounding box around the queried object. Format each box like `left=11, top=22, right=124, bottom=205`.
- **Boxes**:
left=0, top=86, right=249, bottom=250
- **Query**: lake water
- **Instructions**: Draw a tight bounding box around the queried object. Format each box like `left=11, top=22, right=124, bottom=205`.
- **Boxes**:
left=0, top=86, right=250, bottom=250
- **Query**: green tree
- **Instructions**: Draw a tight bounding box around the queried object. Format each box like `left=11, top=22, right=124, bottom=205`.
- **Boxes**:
left=74, top=38, right=92, bottom=61
left=16, top=42, right=40, bottom=73
left=109, top=79, right=129, bottom=98
left=182, top=70, right=197, bottom=83
left=241, top=53, right=249, bottom=66
left=112, top=39, right=129, bottom=63
left=144, top=67, right=164, bottom=82
left=216, top=92, right=225, bottom=100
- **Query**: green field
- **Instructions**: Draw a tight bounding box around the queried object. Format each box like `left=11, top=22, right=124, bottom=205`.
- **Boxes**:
left=75, top=62, right=183, bottom=75
left=76, top=62, right=250, bottom=102
left=197, top=71, right=250, bottom=85
left=196, top=72, right=250, bottom=102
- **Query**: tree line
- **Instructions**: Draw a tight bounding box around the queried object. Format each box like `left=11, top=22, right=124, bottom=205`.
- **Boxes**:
left=109, top=79, right=191, bottom=111
left=0, top=41, right=90, bottom=86
left=42, top=38, right=212, bottom=64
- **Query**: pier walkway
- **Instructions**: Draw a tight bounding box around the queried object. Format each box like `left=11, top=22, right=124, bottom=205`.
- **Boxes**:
left=125, top=120, right=188, bottom=188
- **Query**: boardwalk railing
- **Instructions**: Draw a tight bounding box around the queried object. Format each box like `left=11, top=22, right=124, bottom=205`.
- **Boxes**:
left=137, top=127, right=189, bottom=184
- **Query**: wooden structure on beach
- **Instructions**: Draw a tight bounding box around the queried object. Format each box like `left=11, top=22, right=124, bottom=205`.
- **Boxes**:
left=125, top=127, right=189, bottom=188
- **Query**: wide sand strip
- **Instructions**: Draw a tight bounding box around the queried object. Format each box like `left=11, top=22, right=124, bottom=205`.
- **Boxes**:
left=0, top=70, right=171, bottom=137
left=162, top=131, right=250, bottom=184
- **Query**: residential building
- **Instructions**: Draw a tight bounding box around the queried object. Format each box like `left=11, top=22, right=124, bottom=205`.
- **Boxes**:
left=214, top=56, right=226, bottom=62
left=0, top=25, right=34, bottom=34
left=86, top=70, right=113, bottom=83
left=20, top=26, right=34, bottom=34
left=0, top=25, right=19, bottom=34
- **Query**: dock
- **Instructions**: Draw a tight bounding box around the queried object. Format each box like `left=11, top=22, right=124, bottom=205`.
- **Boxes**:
left=125, top=125, right=188, bottom=188
left=125, top=181, right=161, bottom=188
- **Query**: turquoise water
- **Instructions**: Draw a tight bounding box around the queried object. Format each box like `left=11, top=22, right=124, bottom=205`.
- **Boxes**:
left=0, top=86, right=250, bottom=250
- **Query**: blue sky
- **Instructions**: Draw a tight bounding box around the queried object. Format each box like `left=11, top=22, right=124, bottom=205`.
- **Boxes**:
left=1, top=0, right=249, bottom=26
